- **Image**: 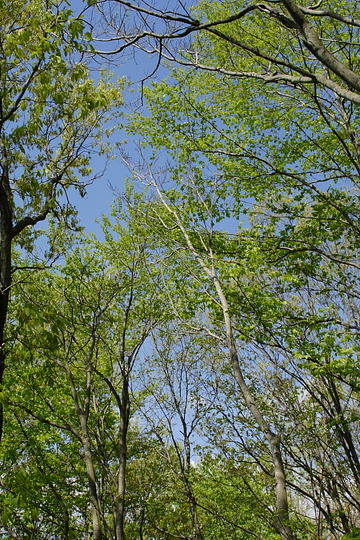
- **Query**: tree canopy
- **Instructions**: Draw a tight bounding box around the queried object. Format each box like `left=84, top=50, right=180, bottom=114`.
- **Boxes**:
left=1, top=0, right=360, bottom=539
left=0, top=0, right=121, bottom=441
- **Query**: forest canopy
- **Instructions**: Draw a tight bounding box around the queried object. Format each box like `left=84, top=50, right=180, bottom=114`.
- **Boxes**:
left=1, top=0, right=360, bottom=539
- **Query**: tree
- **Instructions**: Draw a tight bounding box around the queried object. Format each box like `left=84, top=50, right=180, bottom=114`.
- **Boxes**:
left=137, top=327, right=281, bottom=540
left=0, top=0, right=122, bottom=442
left=117, top=161, right=360, bottom=538
left=3, top=0, right=360, bottom=537
left=1, top=206, right=167, bottom=539
left=139, top=329, right=213, bottom=540
left=94, top=0, right=360, bottom=104
left=117, top=0, right=360, bottom=527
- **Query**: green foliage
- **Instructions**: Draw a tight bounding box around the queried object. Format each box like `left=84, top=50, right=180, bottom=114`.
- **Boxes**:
left=123, top=1, right=360, bottom=538
left=343, top=528, right=360, bottom=540
left=3, top=0, right=360, bottom=539
left=1, top=0, right=122, bottom=249
left=1, top=211, right=170, bottom=538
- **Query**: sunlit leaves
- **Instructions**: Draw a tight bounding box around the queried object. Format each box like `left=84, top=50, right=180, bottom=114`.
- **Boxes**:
left=0, top=0, right=123, bottom=253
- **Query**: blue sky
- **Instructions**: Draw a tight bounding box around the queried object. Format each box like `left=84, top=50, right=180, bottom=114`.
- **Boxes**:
left=64, top=0, right=241, bottom=239
left=67, top=0, right=184, bottom=235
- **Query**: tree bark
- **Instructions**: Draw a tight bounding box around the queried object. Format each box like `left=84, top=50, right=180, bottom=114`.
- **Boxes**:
left=281, top=0, right=360, bottom=93
left=81, top=422, right=103, bottom=540
left=115, top=376, right=130, bottom=540
left=0, top=137, right=12, bottom=444
left=65, top=356, right=103, bottom=540
left=182, top=427, right=204, bottom=540
left=211, top=273, right=293, bottom=540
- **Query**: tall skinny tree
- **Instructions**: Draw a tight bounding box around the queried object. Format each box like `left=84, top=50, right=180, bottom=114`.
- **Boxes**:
left=0, top=0, right=122, bottom=442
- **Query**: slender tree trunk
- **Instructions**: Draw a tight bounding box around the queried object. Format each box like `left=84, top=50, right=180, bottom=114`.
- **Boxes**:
left=0, top=139, right=12, bottom=444
left=0, top=231, right=10, bottom=443
left=115, top=376, right=130, bottom=540
left=184, top=480, right=204, bottom=540
left=81, top=422, right=103, bottom=540
left=153, top=185, right=294, bottom=540
left=183, top=434, right=204, bottom=540
left=212, top=274, right=293, bottom=540
left=66, top=357, right=103, bottom=540
left=50, top=484, right=71, bottom=540
left=325, top=376, right=360, bottom=489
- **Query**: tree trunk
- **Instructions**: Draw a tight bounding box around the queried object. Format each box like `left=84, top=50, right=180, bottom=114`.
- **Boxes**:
left=184, top=480, right=204, bottom=540
left=115, top=377, right=130, bottom=540
left=0, top=137, right=12, bottom=444
left=213, top=274, right=293, bottom=540
left=183, top=433, right=204, bottom=540
left=66, top=357, right=103, bottom=540
left=81, top=418, right=103, bottom=540
left=153, top=184, right=294, bottom=540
